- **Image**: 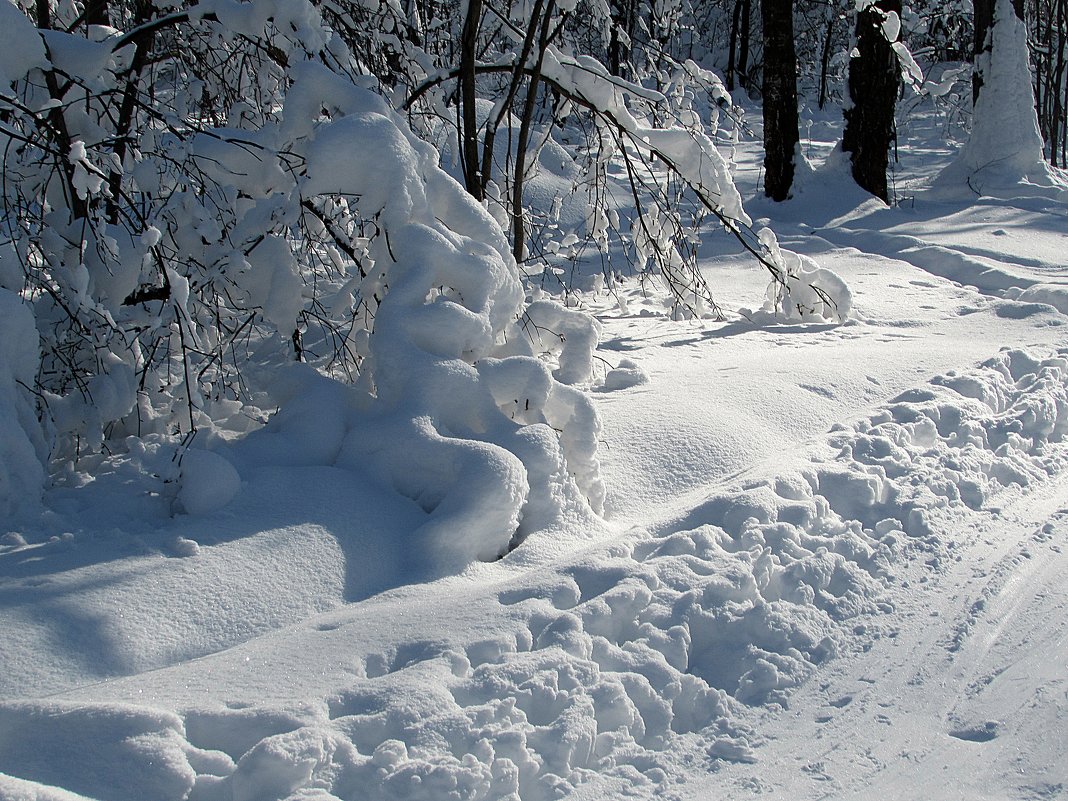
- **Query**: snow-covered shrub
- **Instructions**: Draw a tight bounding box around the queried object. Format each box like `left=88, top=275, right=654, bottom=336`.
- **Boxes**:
left=0, top=0, right=604, bottom=562
left=747, top=229, right=852, bottom=323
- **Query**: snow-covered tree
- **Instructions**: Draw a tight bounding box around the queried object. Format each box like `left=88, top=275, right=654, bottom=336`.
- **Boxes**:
left=934, top=0, right=1068, bottom=195
left=0, top=0, right=850, bottom=561
left=0, top=0, right=607, bottom=560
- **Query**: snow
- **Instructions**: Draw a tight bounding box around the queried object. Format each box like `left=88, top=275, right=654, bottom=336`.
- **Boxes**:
left=0, top=2, right=47, bottom=86
left=5, top=37, right=1068, bottom=801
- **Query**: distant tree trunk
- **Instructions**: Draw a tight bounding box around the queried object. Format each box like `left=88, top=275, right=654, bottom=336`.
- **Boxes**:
left=727, top=0, right=743, bottom=91
left=842, top=0, right=901, bottom=203
left=608, top=0, right=636, bottom=78
left=512, top=0, right=558, bottom=264
left=738, top=0, right=752, bottom=91
left=459, top=0, right=485, bottom=200
left=817, top=9, right=837, bottom=110
left=973, top=0, right=994, bottom=104
left=762, top=0, right=799, bottom=200
left=721, top=0, right=747, bottom=91
left=86, top=0, right=109, bottom=26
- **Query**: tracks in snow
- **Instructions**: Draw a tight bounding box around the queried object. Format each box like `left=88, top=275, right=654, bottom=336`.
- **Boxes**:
left=8, top=347, right=1068, bottom=801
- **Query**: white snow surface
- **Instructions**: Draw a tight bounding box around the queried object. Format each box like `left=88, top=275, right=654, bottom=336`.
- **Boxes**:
left=4, top=107, right=1068, bottom=801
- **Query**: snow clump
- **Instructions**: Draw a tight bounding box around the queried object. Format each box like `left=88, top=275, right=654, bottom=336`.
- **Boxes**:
left=744, top=229, right=853, bottom=323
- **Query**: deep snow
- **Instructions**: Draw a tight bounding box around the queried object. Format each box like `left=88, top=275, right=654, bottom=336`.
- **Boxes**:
left=4, top=100, right=1068, bottom=801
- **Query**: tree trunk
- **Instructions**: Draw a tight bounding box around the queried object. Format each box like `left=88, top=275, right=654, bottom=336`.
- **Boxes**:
left=86, top=0, right=109, bottom=26
left=459, top=0, right=484, bottom=200
left=512, top=0, right=558, bottom=264
left=818, top=10, right=836, bottom=110
left=738, top=0, right=752, bottom=92
left=762, top=0, right=799, bottom=201
left=842, top=0, right=901, bottom=203
left=727, top=0, right=743, bottom=91
left=973, top=0, right=994, bottom=103
left=608, top=0, right=634, bottom=78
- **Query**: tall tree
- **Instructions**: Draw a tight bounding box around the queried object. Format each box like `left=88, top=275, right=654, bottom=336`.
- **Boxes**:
left=726, top=0, right=753, bottom=91
left=934, top=0, right=1066, bottom=192
left=762, top=0, right=800, bottom=200
left=973, top=0, right=995, bottom=103
left=841, top=0, right=902, bottom=202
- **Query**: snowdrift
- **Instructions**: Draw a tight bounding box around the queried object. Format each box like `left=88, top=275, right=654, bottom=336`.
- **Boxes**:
left=5, top=346, right=1068, bottom=800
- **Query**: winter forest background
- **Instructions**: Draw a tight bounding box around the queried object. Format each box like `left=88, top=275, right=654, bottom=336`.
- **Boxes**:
left=0, top=0, right=1063, bottom=544
left=2, top=0, right=1068, bottom=798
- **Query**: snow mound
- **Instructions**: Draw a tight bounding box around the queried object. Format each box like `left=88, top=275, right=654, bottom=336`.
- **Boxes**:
left=176, top=449, right=242, bottom=517
left=599, top=359, right=649, bottom=392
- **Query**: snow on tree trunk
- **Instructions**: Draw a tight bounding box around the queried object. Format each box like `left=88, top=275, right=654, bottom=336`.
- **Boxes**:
left=933, top=0, right=1068, bottom=196
left=0, top=290, right=47, bottom=521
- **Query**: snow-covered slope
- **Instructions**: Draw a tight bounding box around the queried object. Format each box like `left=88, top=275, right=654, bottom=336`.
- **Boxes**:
left=3, top=108, right=1068, bottom=801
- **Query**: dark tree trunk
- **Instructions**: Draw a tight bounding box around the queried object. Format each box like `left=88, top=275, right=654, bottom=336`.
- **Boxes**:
left=727, top=0, right=743, bottom=91
left=842, top=0, right=901, bottom=203
left=973, top=0, right=994, bottom=104
left=762, top=0, right=799, bottom=201
left=738, top=0, right=752, bottom=91
left=512, top=0, right=558, bottom=264
left=818, top=10, right=836, bottom=110
left=86, top=0, right=109, bottom=26
left=608, top=0, right=635, bottom=78
left=459, top=0, right=485, bottom=200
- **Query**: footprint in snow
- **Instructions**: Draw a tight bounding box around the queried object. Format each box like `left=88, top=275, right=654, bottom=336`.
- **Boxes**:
left=949, top=720, right=1001, bottom=742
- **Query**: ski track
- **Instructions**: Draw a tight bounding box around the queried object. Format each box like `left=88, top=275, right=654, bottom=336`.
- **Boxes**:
left=682, top=470, right=1068, bottom=801
left=809, top=226, right=1058, bottom=297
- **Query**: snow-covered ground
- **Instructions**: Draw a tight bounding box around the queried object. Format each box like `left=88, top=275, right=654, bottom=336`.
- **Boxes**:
left=4, top=105, right=1068, bottom=801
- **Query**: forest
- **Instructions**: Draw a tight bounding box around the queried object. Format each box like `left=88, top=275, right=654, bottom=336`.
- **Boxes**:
left=1, top=0, right=1068, bottom=799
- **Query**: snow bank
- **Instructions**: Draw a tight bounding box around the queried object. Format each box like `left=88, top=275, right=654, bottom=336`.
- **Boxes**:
left=0, top=291, right=47, bottom=522
left=0, top=702, right=197, bottom=801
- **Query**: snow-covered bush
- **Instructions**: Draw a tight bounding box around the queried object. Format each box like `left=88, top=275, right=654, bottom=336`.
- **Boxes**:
left=747, top=229, right=852, bottom=323
left=0, top=0, right=604, bottom=563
